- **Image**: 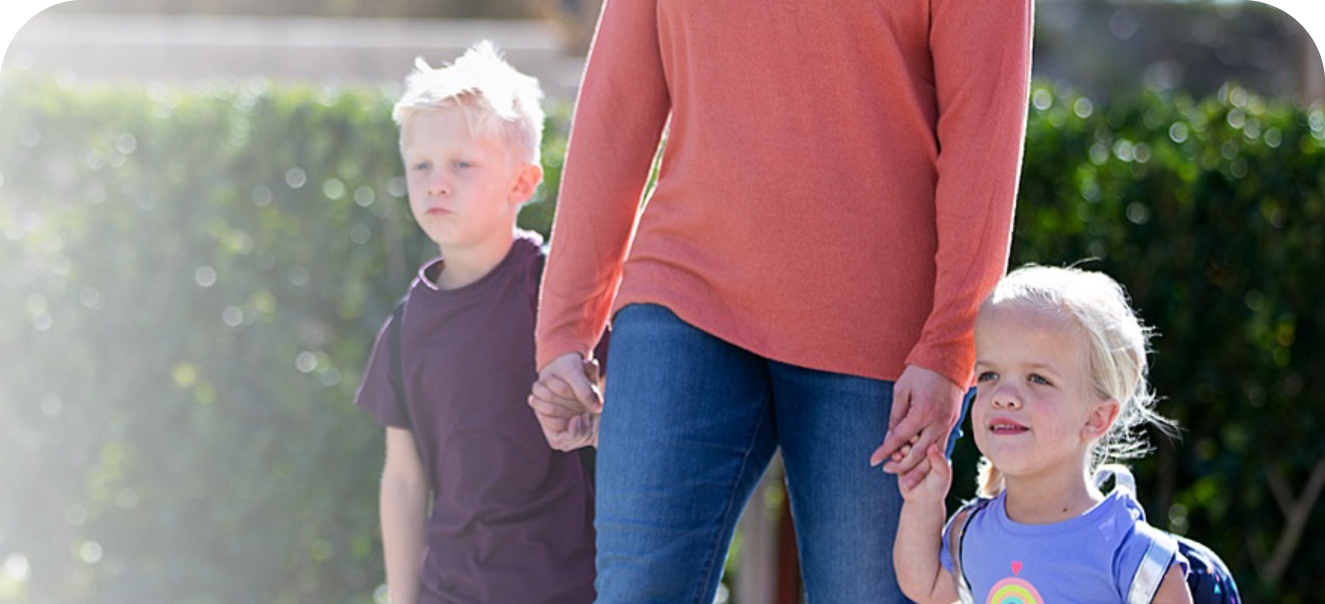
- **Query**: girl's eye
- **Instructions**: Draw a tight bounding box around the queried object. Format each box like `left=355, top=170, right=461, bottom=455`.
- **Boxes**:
left=414, top=162, right=431, bottom=171
left=453, top=160, right=472, bottom=170
left=976, top=371, right=998, bottom=383
left=1029, top=374, right=1052, bottom=386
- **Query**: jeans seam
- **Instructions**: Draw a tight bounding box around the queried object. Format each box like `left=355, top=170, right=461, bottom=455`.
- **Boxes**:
left=694, top=383, right=772, bottom=604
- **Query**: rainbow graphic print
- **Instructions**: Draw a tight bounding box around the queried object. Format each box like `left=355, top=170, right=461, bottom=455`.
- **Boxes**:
left=985, top=562, right=1045, bottom=604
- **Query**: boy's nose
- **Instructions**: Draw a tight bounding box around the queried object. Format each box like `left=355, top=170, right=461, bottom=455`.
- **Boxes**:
left=429, top=175, right=451, bottom=197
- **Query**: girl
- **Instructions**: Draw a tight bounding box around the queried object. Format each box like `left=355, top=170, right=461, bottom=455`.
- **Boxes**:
left=892, top=266, right=1193, bottom=604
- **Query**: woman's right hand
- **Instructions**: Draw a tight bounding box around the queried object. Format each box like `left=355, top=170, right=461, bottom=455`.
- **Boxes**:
left=528, top=353, right=603, bottom=451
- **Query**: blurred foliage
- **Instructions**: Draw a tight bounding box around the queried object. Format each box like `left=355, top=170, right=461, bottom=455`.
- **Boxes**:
left=0, top=74, right=1321, bottom=604
left=0, top=75, right=564, bottom=604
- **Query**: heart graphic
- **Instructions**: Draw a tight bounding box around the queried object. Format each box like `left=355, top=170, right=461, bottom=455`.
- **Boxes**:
left=1011, top=561, right=1023, bottom=576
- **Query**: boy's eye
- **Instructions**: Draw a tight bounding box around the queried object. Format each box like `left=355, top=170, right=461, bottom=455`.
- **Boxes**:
left=453, top=160, right=472, bottom=169
left=976, top=371, right=998, bottom=383
left=1028, top=374, right=1052, bottom=386
left=413, top=161, right=431, bottom=171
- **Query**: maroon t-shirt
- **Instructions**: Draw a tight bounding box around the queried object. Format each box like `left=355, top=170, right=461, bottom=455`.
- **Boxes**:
left=355, top=232, right=596, bottom=604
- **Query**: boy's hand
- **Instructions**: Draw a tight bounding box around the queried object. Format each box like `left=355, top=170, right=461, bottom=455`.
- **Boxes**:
left=528, top=353, right=603, bottom=451
left=898, top=444, right=952, bottom=504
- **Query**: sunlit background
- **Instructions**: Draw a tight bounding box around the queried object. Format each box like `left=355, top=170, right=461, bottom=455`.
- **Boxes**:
left=1, top=1, right=1323, bottom=603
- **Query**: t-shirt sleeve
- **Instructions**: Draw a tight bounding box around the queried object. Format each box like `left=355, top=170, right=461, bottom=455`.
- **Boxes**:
left=354, top=313, right=412, bottom=430
left=939, top=510, right=958, bottom=575
left=1114, top=522, right=1189, bottom=603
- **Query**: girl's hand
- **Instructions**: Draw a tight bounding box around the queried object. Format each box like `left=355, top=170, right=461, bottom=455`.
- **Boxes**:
left=898, top=444, right=952, bottom=503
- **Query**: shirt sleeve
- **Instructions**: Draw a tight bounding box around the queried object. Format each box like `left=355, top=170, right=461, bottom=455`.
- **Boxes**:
left=939, top=513, right=957, bottom=575
left=903, top=0, right=1034, bottom=386
left=355, top=313, right=412, bottom=430
left=535, top=0, right=671, bottom=371
left=1114, top=522, right=1190, bottom=603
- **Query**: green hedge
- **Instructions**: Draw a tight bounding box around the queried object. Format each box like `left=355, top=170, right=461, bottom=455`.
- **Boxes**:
left=0, top=75, right=1320, bottom=604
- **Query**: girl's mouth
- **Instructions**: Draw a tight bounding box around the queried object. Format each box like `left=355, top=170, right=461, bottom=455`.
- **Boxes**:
left=989, top=418, right=1028, bottom=434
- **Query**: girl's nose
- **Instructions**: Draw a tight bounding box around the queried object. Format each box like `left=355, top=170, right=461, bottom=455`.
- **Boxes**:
left=991, top=385, right=1022, bottom=410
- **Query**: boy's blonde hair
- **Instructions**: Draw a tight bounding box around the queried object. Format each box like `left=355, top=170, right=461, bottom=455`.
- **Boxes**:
left=393, top=41, right=545, bottom=166
left=976, top=265, right=1177, bottom=497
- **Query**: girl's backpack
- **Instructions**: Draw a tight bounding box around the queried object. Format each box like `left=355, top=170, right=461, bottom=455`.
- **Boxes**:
left=946, top=467, right=1240, bottom=604
left=1171, top=534, right=1240, bottom=604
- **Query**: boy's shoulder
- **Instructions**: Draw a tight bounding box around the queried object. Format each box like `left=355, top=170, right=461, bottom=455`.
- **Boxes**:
left=516, top=229, right=549, bottom=297
left=401, top=230, right=547, bottom=305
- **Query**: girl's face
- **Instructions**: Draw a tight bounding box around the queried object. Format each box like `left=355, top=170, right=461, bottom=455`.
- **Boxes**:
left=971, top=303, right=1118, bottom=488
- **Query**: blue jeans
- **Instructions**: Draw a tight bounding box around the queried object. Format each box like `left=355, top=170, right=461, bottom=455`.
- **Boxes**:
left=596, top=304, right=968, bottom=604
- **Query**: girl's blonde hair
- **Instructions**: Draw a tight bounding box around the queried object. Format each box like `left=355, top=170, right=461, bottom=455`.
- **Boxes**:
left=976, top=265, right=1177, bottom=497
left=392, top=41, right=545, bottom=166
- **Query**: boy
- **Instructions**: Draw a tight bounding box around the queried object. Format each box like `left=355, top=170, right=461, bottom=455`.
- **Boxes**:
left=354, top=42, right=595, bottom=604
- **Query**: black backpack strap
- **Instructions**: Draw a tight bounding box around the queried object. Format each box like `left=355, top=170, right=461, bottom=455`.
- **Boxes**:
left=946, top=497, right=990, bottom=604
left=385, top=298, right=431, bottom=467
left=577, top=445, right=596, bottom=487
left=386, top=299, right=409, bottom=420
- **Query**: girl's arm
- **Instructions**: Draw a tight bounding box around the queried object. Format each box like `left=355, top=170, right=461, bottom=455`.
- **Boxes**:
left=894, top=445, right=960, bottom=604
left=380, top=427, right=430, bottom=604
left=1150, top=564, right=1194, bottom=604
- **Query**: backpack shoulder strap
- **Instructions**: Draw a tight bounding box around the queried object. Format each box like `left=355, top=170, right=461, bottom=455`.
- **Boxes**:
left=1097, top=465, right=1181, bottom=604
left=386, top=299, right=409, bottom=420
left=1126, top=522, right=1181, bottom=604
left=1096, top=465, right=1184, bottom=604
left=386, top=298, right=432, bottom=460
left=947, top=497, right=991, bottom=604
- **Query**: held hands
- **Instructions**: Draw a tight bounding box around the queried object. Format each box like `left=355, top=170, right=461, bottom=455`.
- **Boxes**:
left=869, top=364, right=964, bottom=491
left=528, top=352, right=603, bottom=451
left=896, top=443, right=953, bottom=503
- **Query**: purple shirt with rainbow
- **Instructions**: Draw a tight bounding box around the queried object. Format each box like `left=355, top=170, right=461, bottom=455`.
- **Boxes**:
left=941, top=488, right=1187, bottom=604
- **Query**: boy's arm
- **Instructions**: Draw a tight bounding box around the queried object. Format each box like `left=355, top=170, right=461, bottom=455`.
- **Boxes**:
left=894, top=445, right=960, bottom=604
left=1150, top=564, right=1194, bottom=604
left=380, top=427, right=429, bottom=604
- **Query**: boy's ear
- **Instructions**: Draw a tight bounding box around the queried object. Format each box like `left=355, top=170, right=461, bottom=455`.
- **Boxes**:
left=507, top=164, right=544, bottom=206
left=1083, top=398, right=1121, bottom=440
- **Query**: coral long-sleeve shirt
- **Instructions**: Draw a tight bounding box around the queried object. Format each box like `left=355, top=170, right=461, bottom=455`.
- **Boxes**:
left=537, top=0, right=1033, bottom=386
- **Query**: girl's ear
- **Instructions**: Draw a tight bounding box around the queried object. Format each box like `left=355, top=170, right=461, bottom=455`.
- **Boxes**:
left=1083, top=398, right=1121, bottom=440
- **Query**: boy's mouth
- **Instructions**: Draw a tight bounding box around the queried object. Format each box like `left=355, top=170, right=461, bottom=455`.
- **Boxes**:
left=426, top=207, right=454, bottom=216
left=988, top=418, right=1028, bottom=434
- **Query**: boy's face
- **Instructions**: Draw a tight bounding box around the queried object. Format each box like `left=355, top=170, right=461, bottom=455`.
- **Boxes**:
left=400, top=107, right=538, bottom=251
